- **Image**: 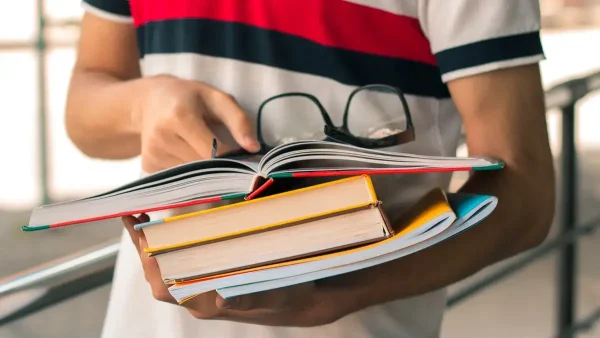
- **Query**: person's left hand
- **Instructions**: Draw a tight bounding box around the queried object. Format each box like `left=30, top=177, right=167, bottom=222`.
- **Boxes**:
left=123, top=214, right=354, bottom=327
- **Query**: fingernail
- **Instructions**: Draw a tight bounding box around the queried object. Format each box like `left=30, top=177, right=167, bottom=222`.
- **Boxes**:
left=244, top=136, right=260, bottom=152
left=219, top=296, right=240, bottom=309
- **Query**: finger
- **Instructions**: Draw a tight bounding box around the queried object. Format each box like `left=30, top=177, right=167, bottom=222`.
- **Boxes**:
left=174, top=102, right=232, bottom=159
left=123, top=215, right=143, bottom=255
left=180, top=291, right=228, bottom=320
left=141, top=141, right=187, bottom=173
left=217, top=282, right=316, bottom=313
left=168, top=135, right=205, bottom=163
left=138, top=213, right=150, bottom=223
left=124, top=214, right=177, bottom=305
left=138, top=234, right=178, bottom=304
left=151, top=127, right=207, bottom=164
left=138, top=235, right=160, bottom=276
left=195, top=84, right=260, bottom=152
left=123, top=214, right=152, bottom=256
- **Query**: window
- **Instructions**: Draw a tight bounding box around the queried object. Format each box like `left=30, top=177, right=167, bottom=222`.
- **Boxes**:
left=0, top=0, right=139, bottom=208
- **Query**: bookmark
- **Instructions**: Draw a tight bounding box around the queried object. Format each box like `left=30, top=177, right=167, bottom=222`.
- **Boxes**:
left=245, top=178, right=275, bottom=200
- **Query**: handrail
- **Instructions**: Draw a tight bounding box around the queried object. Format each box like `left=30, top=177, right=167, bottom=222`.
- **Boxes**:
left=545, top=70, right=600, bottom=109
left=447, top=216, right=600, bottom=307
left=0, top=239, right=119, bottom=326
left=1, top=70, right=599, bottom=335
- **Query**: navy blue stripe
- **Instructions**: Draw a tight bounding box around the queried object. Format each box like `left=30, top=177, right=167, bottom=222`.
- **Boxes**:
left=136, top=19, right=450, bottom=99
left=83, top=0, right=131, bottom=17
left=435, top=31, right=544, bottom=76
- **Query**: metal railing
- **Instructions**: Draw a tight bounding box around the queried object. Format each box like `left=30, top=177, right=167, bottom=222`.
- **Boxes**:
left=0, top=240, right=118, bottom=326
left=0, top=70, right=599, bottom=337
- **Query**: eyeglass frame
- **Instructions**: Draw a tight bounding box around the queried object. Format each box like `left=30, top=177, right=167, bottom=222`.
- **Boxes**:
left=216, top=84, right=416, bottom=158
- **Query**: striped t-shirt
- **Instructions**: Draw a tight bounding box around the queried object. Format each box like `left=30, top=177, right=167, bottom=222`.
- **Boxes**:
left=85, top=1, right=545, bottom=338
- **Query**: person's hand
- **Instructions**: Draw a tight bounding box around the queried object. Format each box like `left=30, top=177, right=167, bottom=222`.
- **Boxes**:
left=123, top=214, right=356, bottom=327
left=131, top=75, right=261, bottom=173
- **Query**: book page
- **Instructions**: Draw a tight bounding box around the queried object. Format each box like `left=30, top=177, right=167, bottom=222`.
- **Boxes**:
left=259, top=140, right=501, bottom=175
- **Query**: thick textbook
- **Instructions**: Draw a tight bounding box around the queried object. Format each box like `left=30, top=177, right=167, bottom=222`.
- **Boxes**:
left=139, top=176, right=395, bottom=281
left=154, top=205, right=391, bottom=281
left=25, top=140, right=502, bottom=231
left=139, top=175, right=382, bottom=254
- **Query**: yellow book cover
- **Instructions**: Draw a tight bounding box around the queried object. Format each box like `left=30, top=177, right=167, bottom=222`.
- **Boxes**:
left=143, top=175, right=381, bottom=255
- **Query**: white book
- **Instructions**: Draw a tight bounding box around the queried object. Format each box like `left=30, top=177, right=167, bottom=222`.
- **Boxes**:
left=25, top=140, right=502, bottom=231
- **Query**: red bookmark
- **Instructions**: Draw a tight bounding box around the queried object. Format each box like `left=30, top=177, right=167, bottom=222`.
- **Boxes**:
left=245, top=178, right=275, bottom=200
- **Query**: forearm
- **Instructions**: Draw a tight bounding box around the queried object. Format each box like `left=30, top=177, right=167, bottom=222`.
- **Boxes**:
left=322, top=160, right=554, bottom=315
left=320, top=65, right=556, bottom=316
left=65, top=69, right=145, bottom=159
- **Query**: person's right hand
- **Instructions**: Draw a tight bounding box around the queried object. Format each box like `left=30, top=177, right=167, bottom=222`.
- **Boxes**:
left=131, top=75, right=261, bottom=173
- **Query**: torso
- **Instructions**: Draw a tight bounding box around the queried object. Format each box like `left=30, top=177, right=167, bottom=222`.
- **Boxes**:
left=102, top=1, right=462, bottom=337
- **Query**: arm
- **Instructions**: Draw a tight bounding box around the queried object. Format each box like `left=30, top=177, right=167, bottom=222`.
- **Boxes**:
left=66, top=4, right=259, bottom=171
left=315, top=0, right=555, bottom=314
left=65, top=11, right=143, bottom=159
left=321, top=64, right=555, bottom=312
left=317, top=0, right=555, bottom=315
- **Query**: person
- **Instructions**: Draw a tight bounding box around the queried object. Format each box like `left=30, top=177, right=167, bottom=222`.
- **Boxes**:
left=65, top=1, right=555, bottom=337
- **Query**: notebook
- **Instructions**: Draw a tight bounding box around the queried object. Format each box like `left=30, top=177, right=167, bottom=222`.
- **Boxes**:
left=24, top=140, right=503, bottom=231
left=166, top=188, right=493, bottom=303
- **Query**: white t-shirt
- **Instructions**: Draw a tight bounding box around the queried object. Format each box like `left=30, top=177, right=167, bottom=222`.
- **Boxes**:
left=83, top=1, right=546, bottom=337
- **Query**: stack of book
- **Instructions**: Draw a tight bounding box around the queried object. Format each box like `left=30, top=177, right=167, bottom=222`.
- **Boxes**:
left=25, top=141, right=501, bottom=303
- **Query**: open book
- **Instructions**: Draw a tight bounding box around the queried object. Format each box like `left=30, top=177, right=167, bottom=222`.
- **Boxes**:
left=168, top=190, right=498, bottom=302
left=25, top=140, right=502, bottom=231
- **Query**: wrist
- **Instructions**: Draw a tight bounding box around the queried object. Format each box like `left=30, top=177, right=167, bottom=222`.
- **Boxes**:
left=128, top=77, right=155, bottom=135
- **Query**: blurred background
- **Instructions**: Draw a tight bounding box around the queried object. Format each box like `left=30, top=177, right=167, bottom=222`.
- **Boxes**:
left=0, top=0, right=599, bottom=337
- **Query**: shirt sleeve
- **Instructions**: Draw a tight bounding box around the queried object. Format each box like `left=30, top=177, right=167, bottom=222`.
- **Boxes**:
left=418, top=0, right=545, bottom=83
left=81, top=0, right=132, bottom=24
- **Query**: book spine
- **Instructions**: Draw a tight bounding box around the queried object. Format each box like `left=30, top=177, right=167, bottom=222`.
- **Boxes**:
left=374, top=201, right=395, bottom=237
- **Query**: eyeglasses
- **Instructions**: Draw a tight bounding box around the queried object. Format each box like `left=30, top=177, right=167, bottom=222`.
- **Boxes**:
left=218, top=84, right=415, bottom=158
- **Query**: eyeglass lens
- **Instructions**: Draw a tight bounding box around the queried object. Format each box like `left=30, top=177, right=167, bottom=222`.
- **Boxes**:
left=345, top=86, right=408, bottom=140
left=259, top=95, right=326, bottom=147
left=258, top=85, right=410, bottom=148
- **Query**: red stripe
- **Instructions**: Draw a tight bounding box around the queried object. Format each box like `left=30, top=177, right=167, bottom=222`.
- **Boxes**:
left=289, top=167, right=473, bottom=178
left=129, top=0, right=436, bottom=65
left=48, top=195, right=228, bottom=229
left=245, top=178, right=275, bottom=200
